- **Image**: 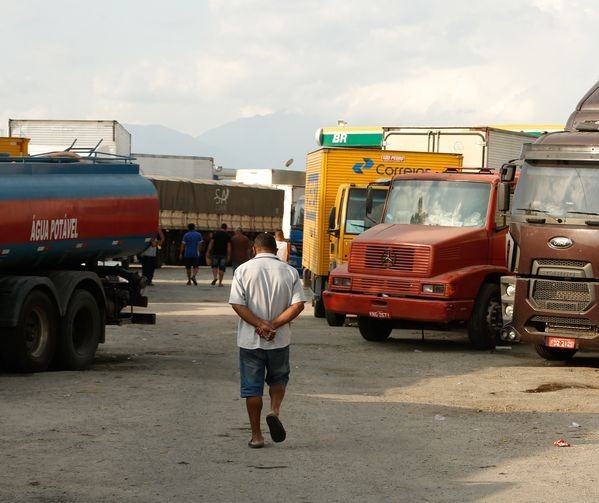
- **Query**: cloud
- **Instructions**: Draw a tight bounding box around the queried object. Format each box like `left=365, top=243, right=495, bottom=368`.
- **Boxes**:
left=2, top=0, right=599, bottom=138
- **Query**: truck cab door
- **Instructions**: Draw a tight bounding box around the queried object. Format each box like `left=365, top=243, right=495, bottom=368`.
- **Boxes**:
left=488, top=182, right=514, bottom=267
left=329, top=186, right=346, bottom=270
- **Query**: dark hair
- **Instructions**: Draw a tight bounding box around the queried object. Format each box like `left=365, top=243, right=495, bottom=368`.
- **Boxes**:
left=253, top=232, right=276, bottom=252
left=220, top=223, right=228, bottom=230
left=187, top=223, right=196, bottom=231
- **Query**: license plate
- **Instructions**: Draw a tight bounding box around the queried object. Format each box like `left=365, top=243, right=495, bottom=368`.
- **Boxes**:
left=369, top=311, right=390, bottom=319
left=546, top=336, right=577, bottom=349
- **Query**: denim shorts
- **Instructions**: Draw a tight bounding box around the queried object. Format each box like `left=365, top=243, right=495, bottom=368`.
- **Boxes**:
left=211, top=255, right=227, bottom=271
left=183, top=257, right=200, bottom=269
left=239, top=346, right=290, bottom=398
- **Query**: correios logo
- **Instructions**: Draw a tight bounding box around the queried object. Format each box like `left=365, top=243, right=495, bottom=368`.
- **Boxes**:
left=352, top=158, right=374, bottom=174
left=352, top=157, right=434, bottom=176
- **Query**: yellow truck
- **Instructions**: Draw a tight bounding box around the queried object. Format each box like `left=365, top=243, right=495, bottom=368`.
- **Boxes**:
left=0, top=137, right=29, bottom=156
left=303, top=147, right=463, bottom=318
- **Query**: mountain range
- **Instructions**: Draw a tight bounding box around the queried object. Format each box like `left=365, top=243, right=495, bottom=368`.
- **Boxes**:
left=126, top=112, right=322, bottom=171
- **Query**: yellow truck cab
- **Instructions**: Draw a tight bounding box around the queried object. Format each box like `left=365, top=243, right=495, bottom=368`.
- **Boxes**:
left=302, top=147, right=463, bottom=320
left=328, top=183, right=389, bottom=271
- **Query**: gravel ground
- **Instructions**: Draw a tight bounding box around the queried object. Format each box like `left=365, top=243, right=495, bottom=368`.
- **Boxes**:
left=1, top=266, right=598, bottom=502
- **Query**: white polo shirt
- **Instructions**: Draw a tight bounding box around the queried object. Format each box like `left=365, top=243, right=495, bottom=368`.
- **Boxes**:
left=229, top=253, right=306, bottom=350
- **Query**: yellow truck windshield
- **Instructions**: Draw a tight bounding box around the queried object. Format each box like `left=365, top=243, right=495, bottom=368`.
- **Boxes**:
left=345, top=188, right=387, bottom=234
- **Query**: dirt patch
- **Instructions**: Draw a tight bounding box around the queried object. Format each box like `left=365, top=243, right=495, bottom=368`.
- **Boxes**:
left=524, top=382, right=599, bottom=393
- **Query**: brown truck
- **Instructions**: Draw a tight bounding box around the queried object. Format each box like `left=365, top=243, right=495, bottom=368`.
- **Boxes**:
left=500, top=80, right=599, bottom=360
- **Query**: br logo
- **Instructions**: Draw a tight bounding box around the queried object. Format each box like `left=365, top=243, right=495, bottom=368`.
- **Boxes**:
left=352, top=158, right=374, bottom=174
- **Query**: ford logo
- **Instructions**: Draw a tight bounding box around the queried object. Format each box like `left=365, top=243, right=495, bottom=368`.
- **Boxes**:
left=548, top=236, right=573, bottom=249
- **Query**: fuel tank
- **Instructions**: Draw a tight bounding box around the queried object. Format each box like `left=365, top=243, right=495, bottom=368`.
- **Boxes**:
left=0, top=157, right=159, bottom=270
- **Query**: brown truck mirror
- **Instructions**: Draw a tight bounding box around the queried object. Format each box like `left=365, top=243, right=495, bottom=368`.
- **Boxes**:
left=500, top=163, right=517, bottom=182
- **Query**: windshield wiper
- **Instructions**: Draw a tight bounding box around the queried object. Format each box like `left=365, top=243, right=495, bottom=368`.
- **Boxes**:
left=515, top=207, right=561, bottom=224
left=566, top=211, right=599, bottom=216
left=565, top=211, right=599, bottom=226
left=515, top=207, right=549, bottom=214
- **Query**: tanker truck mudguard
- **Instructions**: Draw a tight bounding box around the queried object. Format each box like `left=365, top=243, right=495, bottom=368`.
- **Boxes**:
left=323, top=168, right=516, bottom=349
left=0, top=154, right=159, bottom=372
left=500, top=80, right=599, bottom=361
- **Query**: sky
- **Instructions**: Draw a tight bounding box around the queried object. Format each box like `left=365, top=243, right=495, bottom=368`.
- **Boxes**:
left=2, top=0, right=599, bottom=138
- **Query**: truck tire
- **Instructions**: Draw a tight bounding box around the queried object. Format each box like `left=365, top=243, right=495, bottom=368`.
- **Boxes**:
left=357, top=316, right=392, bottom=341
left=467, top=282, right=502, bottom=350
left=302, top=269, right=311, bottom=289
left=534, top=344, right=578, bottom=361
left=326, top=309, right=346, bottom=327
left=0, top=290, right=57, bottom=373
left=55, top=290, right=102, bottom=370
left=314, top=298, right=326, bottom=318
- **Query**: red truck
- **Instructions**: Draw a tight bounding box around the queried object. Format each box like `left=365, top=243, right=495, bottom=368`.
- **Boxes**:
left=0, top=153, right=158, bottom=372
left=323, top=168, right=516, bottom=349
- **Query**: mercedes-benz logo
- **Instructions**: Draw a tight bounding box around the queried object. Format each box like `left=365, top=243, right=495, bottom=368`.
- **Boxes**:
left=381, top=249, right=394, bottom=268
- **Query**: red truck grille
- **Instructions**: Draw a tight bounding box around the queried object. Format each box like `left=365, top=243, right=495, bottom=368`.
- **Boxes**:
left=349, top=242, right=431, bottom=275
left=351, top=276, right=420, bottom=295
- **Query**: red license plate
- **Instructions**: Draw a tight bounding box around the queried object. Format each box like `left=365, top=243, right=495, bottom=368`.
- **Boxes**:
left=546, top=337, right=577, bottom=349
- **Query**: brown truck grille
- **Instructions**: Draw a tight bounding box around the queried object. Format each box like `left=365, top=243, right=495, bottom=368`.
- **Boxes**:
left=532, top=258, right=592, bottom=278
left=536, top=259, right=588, bottom=268
left=351, top=277, right=420, bottom=296
left=531, top=279, right=593, bottom=312
left=349, top=242, right=430, bottom=274
left=528, top=315, right=598, bottom=338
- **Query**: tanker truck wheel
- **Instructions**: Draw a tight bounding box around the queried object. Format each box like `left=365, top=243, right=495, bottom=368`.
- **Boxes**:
left=357, top=316, right=393, bottom=341
left=467, top=282, right=502, bottom=350
left=534, top=344, right=578, bottom=361
left=0, top=290, right=57, bottom=372
left=55, top=290, right=102, bottom=370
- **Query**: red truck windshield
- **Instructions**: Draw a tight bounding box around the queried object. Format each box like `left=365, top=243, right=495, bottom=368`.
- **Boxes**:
left=383, top=180, right=491, bottom=227
left=514, top=162, right=599, bottom=218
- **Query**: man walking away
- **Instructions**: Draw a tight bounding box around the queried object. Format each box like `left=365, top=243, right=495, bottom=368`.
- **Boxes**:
left=140, top=229, right=165, bottom=286
left=275, top=229, right=290, bottom=263
left=229, top=233, right=306, bottom=448
left=207, top=223, right=231, bottom=286
left=230, top=227, right=252, bottom=273
left=178, top=223, right=203, bottom=285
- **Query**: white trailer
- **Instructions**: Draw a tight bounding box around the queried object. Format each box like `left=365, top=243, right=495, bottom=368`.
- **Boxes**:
left=235, top=169, right=305, bottom=238
left=8, top=119, right=131, bottom=156
left=382, top=126, right=536, bottom=169
left=133, top=153, right=215, bottom=179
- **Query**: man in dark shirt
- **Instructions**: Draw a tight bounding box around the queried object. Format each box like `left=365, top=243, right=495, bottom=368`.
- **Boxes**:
left=230, top=227, right=252, bottom=272
left=207, top=223, right=232, bottom=286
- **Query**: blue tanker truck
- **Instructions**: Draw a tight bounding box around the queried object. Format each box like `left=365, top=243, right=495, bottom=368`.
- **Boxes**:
left=0, top=153, right=159, bottom=372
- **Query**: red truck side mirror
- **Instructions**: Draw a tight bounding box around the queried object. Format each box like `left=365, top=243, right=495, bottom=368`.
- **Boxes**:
left=497, top=182, right=510, bottom=212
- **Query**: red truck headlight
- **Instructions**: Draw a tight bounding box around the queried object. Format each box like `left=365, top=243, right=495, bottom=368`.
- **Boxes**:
left=422, top=284, right=445, bottom=294
left=332, top=276, right=352, bottom=288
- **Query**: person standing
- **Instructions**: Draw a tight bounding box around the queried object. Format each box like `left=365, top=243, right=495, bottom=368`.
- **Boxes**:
left=178, top=223, right=203, bottom=285
left=229, top=233, right=306, bottom=448
left=275, top=229, right=290, bottom=263
left=230, top=227, right=252, bottom=272
left=207, top=223, right=232, bottom=286
left=140, top=229, right=165, bottom=286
